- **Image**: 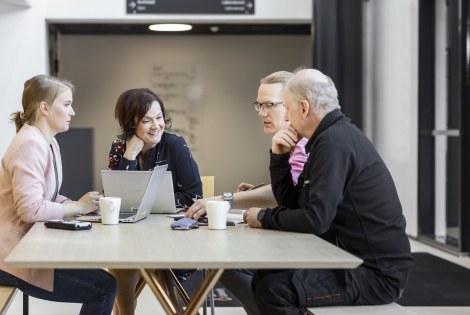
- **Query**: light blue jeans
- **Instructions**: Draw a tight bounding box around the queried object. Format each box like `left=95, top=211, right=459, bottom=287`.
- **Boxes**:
left=0, top=268, right=116, bottom=315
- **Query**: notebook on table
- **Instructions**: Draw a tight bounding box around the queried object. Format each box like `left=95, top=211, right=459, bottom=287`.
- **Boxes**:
left=77, top=164, right=167, bottom=223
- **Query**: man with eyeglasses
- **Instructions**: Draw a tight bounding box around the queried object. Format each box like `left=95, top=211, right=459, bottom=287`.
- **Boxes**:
left=252, top=100, right=283, bottom=111
left=243, top=69, right=413, bottom=315
left=187, top=71, right=308, bottom=218
left=185, top=70, right=308, bottom=315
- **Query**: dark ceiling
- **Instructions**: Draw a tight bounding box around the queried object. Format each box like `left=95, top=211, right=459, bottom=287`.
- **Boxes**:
left=50, top=23, right=311, bottom=35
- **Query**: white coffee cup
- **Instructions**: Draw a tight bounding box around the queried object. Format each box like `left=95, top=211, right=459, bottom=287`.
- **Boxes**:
left=206, top=200, right=230, bottom=230
left=99, top=197, right=121, bottom=225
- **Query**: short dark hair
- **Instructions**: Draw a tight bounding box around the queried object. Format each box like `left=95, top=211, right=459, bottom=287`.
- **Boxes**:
left=114, top=88, right=172, bottom=141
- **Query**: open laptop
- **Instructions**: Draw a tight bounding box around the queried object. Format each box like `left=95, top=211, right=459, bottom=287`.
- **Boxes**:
left=100, top=168, right=179, bottom=214
left=151, top=171, right=182, bottom=214
left=99, top=169, right=179, bottom=214
left=77, top=164, right=167, bottom=223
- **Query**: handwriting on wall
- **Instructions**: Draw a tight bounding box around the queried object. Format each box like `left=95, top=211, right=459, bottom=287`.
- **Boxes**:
left=150, top=64, right=202, bottom=151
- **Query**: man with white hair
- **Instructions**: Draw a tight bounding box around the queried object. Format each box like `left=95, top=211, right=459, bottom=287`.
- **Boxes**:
left=244, top=69, right=413, bottom=314
left=186, top=70, right=308, bottom=315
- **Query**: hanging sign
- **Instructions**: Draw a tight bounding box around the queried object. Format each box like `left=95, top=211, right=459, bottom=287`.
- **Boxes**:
left=126, top=0, right=255, bottom=15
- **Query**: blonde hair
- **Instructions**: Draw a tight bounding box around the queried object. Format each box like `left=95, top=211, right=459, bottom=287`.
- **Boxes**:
left=10, top=75, right=74, bottom=132
left=260, top=71, right=293, bottom=86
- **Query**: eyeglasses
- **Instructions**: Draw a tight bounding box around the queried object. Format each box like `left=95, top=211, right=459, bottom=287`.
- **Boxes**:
left=253, top=101, right=283, bottom=112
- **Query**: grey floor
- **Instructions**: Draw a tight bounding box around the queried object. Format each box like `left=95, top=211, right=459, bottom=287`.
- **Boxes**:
left=5, top=239, right=470, bottom=315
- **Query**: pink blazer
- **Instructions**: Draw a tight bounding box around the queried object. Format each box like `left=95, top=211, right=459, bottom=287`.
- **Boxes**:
left=0, top=124, right=69, bottom=291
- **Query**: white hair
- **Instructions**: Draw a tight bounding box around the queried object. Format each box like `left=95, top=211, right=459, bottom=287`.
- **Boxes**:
left=286, top=69, right=341, bottom=116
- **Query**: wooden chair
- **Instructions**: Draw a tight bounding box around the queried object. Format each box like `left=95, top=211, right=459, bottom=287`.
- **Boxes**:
left=0, top=286, right=28, bottom=315
left=134, top=176, right=216, bottom=314
left=0, top=286, right=16, bottom=315
left=200, top=176, right=214, bottom=199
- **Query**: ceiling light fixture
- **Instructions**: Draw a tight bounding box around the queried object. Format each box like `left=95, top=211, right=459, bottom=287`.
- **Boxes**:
left=149, top=24, right=192, bottom=32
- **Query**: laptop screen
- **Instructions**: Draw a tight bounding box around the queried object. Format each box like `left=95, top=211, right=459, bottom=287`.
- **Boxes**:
left=101, top=169, right=177, bottom=214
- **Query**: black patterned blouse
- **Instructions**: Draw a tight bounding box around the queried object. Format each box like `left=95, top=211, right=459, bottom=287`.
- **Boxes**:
left=108, top=132, right=202, bottom=208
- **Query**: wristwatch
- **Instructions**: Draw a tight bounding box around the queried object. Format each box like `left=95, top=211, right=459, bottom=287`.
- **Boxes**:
left=222, top=192, right=233, bottom=209
left=257, top=208, right=267, bottom=222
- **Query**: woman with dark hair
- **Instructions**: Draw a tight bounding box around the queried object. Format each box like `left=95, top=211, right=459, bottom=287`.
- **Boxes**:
left=108, top=88, right=202, bottom=207
left=0, top=74, right=116, bottom=315
left=107, top=88, right=202, bottom=315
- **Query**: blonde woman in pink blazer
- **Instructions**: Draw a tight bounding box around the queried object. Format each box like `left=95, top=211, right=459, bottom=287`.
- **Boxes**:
left=0, top=75, right=116, bottom=315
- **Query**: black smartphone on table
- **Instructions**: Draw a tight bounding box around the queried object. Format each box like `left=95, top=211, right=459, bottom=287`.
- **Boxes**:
left=44, top=220, right=92, bottom=230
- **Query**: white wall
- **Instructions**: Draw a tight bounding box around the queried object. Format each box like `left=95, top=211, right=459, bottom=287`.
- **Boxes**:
left=0, top=0, right=312, bottom=192
left=364, top=0, right=419, bottom=237
left=58, top=34, right=311, bottom=194
left=0, top=0, right=48, bottom=157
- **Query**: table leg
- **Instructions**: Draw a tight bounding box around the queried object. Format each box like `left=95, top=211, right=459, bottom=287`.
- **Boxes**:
left=140, top=269, right=178, bottom=315
left=167, top=269, right=191, bottom=305
left=141, top=268, right=224, bottom=315
left=202, top=270, right=208, bottom=315
left=135, top=276, right=146, bottom=298
left=156, top=270, right=185, bottom=314
left=184, top=269, right=224, bottom=315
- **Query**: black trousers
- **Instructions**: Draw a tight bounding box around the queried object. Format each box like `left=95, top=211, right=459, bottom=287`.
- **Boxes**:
left=252, top=267, right=401, bottom=315
left=0, top=268, right=116, bottom=315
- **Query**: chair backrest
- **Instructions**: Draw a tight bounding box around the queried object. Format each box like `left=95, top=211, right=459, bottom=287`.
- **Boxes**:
left=200, top=176, right=215, bottom=198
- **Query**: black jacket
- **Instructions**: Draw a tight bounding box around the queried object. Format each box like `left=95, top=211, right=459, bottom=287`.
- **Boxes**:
left=108, top=132, right=202, bottom=208
left=265, top=109, right=413, bottom=288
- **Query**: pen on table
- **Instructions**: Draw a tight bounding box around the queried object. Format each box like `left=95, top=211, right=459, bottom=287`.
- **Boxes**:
left=247, top=183, right=265, bottom=191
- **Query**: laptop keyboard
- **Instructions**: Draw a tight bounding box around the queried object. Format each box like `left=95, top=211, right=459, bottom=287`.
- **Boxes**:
left=119, top=213, right=135, bottom=219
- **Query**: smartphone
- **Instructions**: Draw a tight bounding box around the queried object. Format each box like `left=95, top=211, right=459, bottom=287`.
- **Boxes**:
left=170, top=218, right=199, bottom=230
left=44, top=220, right=92, bottom=231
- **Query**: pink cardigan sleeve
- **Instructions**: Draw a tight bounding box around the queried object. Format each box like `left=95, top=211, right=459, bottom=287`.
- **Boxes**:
left=9, top=138, right=65, bottom=223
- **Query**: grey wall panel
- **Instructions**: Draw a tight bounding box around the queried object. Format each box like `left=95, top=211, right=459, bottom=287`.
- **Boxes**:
left=56, top=128, right=94, bottom=200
